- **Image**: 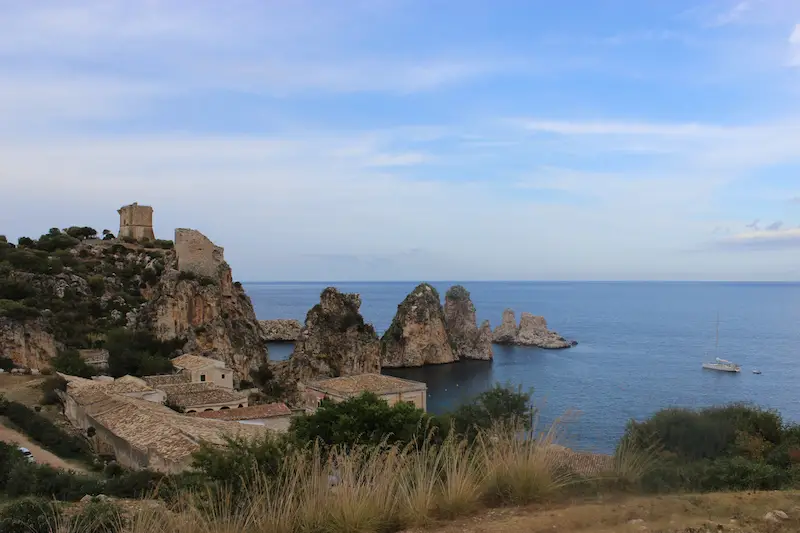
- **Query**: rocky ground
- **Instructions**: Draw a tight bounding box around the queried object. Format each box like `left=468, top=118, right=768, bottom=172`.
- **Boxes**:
left=403, top=491, right=800, bottom=533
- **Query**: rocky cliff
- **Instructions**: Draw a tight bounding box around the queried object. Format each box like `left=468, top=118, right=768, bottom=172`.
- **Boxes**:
left=381, top=283, right=456, bottom=367
left=492, top=308, right=572, bottom=349
left=0, top=224, right=267, bottom=377
left=443, top=285, right=493, bottom=360
left=134, top=229, right=268, bottom=379
left=260, top=319, right=302, bottom=341
left=288, top=287, right=380, bottom=382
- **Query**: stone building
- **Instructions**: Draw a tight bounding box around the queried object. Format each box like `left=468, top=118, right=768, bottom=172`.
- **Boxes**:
left=192, top=403, right=294, bottom=432
left=305, top=374, right=428, bottom=412
left=170, top=354, right=234, bottom=389
left=118, top=202, right=155, bottom=241
left=158, top=382, right=248, bottom=413
left=175, top=228, right=224, bottom=278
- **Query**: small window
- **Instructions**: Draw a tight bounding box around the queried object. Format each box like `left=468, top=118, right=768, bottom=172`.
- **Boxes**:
left=221, top=374, right=225, bottom=379
left=200, top=374, right=206, bottom=382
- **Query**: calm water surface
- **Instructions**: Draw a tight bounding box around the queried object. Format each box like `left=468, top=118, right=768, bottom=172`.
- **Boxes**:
left=245, top=282, right=800, bottom=453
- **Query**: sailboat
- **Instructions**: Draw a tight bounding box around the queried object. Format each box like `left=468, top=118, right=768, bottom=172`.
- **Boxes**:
left=702, top=314, right=740, bottom=373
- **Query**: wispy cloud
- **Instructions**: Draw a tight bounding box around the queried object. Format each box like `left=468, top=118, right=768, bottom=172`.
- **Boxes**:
left=713, top=1, right=753, bottom=26
left=790, top=24, right=800, bottom=66
left=765, top=220, right=783, bottom=231
left=717, top=227, right=800, bottom=250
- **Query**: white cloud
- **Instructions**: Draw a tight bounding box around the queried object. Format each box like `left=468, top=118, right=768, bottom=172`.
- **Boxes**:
left=790, top=24, right=800, bottom=66
left=719, top=227, right=800, bottom=249
left=519, top=119, right=732, bottom=137
left=713, top=1, right=753, bottom=26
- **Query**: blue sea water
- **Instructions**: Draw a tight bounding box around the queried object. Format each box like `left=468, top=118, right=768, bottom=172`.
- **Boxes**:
left=245, top=281, right=800, bottom=453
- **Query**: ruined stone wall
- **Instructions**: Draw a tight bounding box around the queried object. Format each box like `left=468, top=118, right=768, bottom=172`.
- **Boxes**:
left=175, top=228, right=225, bottom=278
left=118, top=203, right=155, bottom=241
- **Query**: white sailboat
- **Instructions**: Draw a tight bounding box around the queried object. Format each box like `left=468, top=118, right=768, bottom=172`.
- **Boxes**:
left=702, top=314, right=740, bottom=373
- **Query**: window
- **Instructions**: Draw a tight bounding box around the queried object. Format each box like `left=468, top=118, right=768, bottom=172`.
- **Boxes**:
left=221, top=374, right=225, bottom=379
left=200, top=374, right=206, bottom=382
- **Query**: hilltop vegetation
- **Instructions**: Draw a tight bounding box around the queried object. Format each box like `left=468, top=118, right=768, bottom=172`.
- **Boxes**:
left=0, top=228, right=178, bottom=376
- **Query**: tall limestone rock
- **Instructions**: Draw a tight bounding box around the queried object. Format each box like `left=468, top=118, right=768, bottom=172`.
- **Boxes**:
left=289, top=287, right=380, bottom=382
left=492, top=309, right=519, bottom=345
left=0, top=318, right=59, bottom=370
left=492, top=309, right=572, bottom=349
left=381, top=283, right=456, bottom=368
left=136, top=229, right=268, bottom=379
left=443, top=285, right=493, bottom=361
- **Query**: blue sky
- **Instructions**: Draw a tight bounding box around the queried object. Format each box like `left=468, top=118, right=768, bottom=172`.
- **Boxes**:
left=1, top=0, right=799, bottom=281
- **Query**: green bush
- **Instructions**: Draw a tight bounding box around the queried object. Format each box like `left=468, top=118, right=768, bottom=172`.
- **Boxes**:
left=0, top=354, right=14, bottom=371
left=446, top=383, right=534, bottom=440
left=41, top=375, right=68, bottom=405
left=0, top=278, right=35, bottom=300
left=36, top=229, right=80, bottom=252
left=0, top=497, right=61, bottom=533
left=0, top=399, right=93, bottom=461
left=0, top=298, right=41, bottom=320
left=105, top=329, right=181, bottom=378
left=52, top=349, right=97, bottom=379
left=72, top=501, right=123, bottom=533
left=291, top=392, right=435, bottom=448
left=152, top=239, right=174, bottom=249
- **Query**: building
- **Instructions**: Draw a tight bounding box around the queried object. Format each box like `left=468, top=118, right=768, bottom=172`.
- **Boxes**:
left=171, top=354, right=233, bottom=389
left=192, top=403, right=293, bottom=432
left=61, top=376, right=265, bottom=473
left=306, top=373, right=428, bottom=412
left=78, top=349, right=109, bottom=372
left=158, top=382, right=248, bottom=413
left=117, top=202, right=155, bottom=242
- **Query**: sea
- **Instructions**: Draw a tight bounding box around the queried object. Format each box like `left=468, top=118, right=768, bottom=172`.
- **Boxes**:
left=245, top=281, right=800, bottom=454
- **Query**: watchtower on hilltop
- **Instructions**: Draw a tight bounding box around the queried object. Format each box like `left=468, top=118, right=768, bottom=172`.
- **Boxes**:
left=118, top=202, right=155, bottom=241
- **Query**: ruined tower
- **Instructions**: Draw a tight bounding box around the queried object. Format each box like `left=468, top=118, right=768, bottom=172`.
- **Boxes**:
left=118, top=202, right=155, bottom=241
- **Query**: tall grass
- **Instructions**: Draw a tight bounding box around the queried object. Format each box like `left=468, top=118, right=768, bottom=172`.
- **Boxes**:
left=17, top=417, right=609, bottom=533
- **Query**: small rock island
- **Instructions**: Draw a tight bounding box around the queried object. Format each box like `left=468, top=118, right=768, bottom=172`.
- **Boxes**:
left=492, top=309, right=574, bottom=349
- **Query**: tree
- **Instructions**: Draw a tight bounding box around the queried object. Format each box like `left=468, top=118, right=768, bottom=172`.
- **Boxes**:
left=50, top=350, right=96, bottom=379
left=291, top=392, right=434, bottom=447
left=17, top=237, right=35, bottom=247
left=446, top=383, right=534, bottom=439
left=105, top=329, right=181, bottom=377
left=64, top=227, right=98, bottom=241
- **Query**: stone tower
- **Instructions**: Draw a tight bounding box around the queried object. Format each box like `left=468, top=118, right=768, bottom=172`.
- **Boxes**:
left=118, top=202, right=155, bottom=241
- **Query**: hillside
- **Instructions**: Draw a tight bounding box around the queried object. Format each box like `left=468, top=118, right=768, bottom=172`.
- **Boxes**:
left=0, top=226, right=266, bottom=380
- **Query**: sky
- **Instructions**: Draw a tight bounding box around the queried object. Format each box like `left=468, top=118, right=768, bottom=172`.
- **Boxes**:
left=1, top=0, right=799, bottom=281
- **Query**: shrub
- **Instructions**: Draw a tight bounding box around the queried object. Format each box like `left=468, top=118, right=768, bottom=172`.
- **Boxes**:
left=52, top=349, right=97, bottom=379
left=178, top=271, right=197, bottom=282
left=36, top=229, right=80, bottom=252
left=65, top=226, right=98, bottom=241
left=41, top=375, right=68, bottom=405
left=152, top=239, right=174, bottom=249
left=0, top=298, right=41, bottom=320
left=0, top=399, right=93, bottom=461
left=105, top=328, right=181, bottom=378
left=0, top=354, right=14, bottom=371
left=17, top=236, right=35, bottom=247
left=446, top=383, right=534, bottom=440
left=0, top=498, right=62, bottom=533
left=71, top=501, right=123, bottom=533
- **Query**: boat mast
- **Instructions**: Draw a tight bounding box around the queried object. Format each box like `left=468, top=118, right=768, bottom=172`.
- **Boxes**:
left=715, top=312, right=719, bottom=358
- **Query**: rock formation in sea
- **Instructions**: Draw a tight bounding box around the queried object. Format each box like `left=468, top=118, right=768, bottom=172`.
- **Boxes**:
left=381, top=283, right=456, bottom=367
left=260, top=319, right=302, bottom=341
left=135, top=228, right=268, bottom=379
left=288, top=287, right=381, bottom=382
left=492, top=308, right=571, bottom=349
left=492, top=309, right=519, bottom=345
left=443, top=285, right=493, bottom=360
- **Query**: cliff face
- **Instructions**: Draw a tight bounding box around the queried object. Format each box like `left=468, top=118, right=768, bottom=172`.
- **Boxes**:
left=135, top=229, right=268, bottom=379
left=0, top=318, right=58, bottom=370
left=260, top=319, right=302, bottom=341
left=381, top=283, right=456, bottom=368
left=443, top=285, right=493, bottom=361
left=289, top=287, right=380, bottom=382
left=492, top=309, right=572, bottom=349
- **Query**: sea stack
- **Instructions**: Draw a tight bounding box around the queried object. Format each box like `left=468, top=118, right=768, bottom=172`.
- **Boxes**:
left=289, top=287, right=380, bottom=382
left=381, top=283, right=456, bottom=367
left=443, top=285, right=493, bottom=360
left=492, top=309, right=572, bottom=349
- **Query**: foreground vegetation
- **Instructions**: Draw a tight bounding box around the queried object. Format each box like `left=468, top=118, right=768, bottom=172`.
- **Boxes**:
left=2, top=379, right=800, bottom=532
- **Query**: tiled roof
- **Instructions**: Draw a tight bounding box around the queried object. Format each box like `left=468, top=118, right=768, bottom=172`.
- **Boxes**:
left=192, top=403, right=291, bottom=421
left=83, top=393, right=265, bottom=462
left=159, top=383, right=247, bottom=408
left=67, top=375, right=155, bottom=405
left=171, top=354, right=227, bottom=371
left=143, top=373, right=191, bottom=387
left=309, top=373, right=426, bottom=396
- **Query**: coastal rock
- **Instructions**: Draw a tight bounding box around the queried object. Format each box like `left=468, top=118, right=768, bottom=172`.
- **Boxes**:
left=260, top=319, right=302, bottom=341
left=492, top=309, right=571, bottom=349
left=0, top=318, right=59, bottom=370
left=444, top=285, right=492, bottom=360
left=381, top=283, right=456, bottom=368
left=492, top=309, right=519, bottom=345
left=289, top=287, right=380, bottom=382
left=135, top=229, right=268, bottom=380
left=516, top=313, right=571, bottom=349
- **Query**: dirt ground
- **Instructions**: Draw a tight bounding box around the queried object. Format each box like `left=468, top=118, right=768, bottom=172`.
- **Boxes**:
left=0, top=373, right=46, bottom=404
left=408, top=491, right=800, bottom=533
left=0, top=422, right=85, bottom=472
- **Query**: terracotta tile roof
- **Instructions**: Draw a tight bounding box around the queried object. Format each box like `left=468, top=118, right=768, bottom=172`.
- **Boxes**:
left=67, top=375, right=155, bottom=404
left=83, top=393, right=265, bottom=463
left=159, top=383, right=247, bottom=408
left=171, top=354, right=227, bottom=371
left=309, top=373, right=426, bottom=396
left=192, top=403, right=292, bottom=421
left=143, top=373, right=191, bottom=387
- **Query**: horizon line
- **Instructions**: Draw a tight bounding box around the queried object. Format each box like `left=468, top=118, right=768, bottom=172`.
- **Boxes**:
left=240, top=279, right=800, bottom=284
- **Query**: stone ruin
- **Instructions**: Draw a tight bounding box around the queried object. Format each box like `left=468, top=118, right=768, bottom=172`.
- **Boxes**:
left=175, top=228, right=225, bottom=278
left=118, top=202, right=155, bottom=241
